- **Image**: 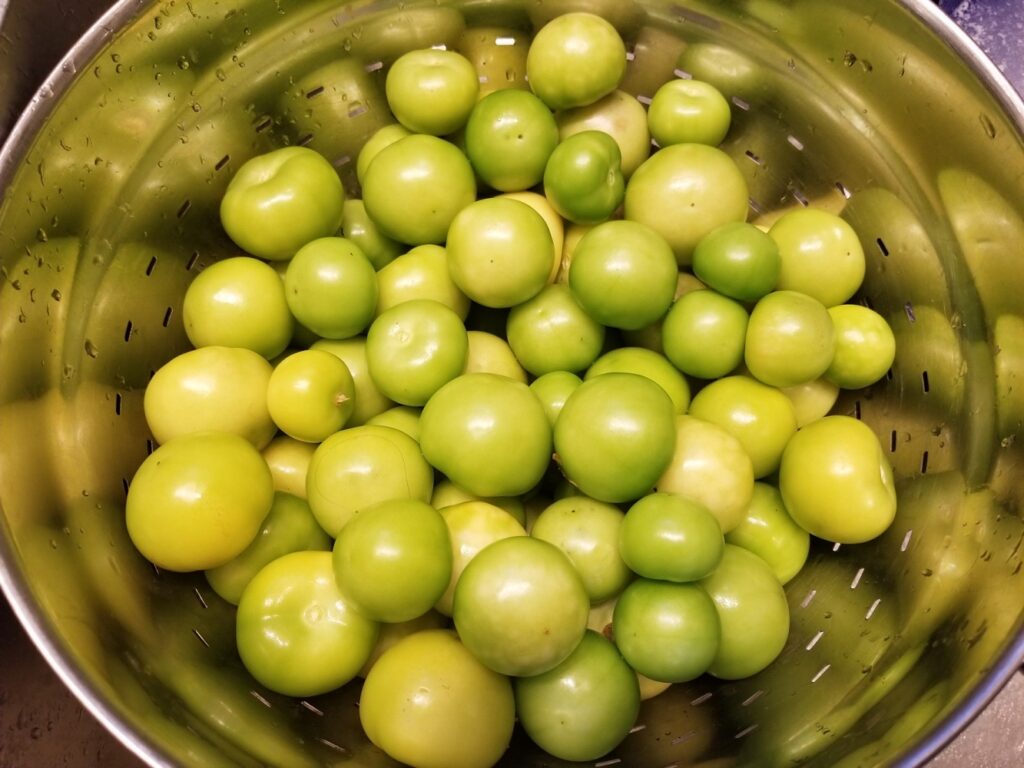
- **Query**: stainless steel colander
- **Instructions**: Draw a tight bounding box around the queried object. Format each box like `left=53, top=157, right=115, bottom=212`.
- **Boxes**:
left=1, top=0, right=1023, bottom=766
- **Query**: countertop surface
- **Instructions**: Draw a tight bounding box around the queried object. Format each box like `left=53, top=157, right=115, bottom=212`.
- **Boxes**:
left=2, top=0, right=1024, bottom=766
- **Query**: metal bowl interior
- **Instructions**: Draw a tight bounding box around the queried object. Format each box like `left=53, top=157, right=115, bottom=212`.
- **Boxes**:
left=1, top=1, right=1023, bottom=766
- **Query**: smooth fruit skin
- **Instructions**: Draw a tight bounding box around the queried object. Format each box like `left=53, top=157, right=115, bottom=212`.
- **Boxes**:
left=365, top=405, right=422, bottom=442
left=568, top=219, right=678, bottom=330
left=700, top=544, right=789, bottom=680
left=779, top=376, right=840, bottom=428
left=612, top=578, right=721, bottom=683
left=824, top=303, right=897, bottom=389
left=585, top=346, right=692, bottom=414
left=446, top=197, right=555, bottom=308
left=531, top=496, right=632, bottom=602
left=769, top=207, right=866, bottom=308
left=526, top=12, right=627, bottom=110
left=419, top=372, right=553, bottom=498
left=543, top=130, right=625, bottom=225
left=261, top=436, right=317, bottom=498
left=725, top=482, right=809, bottom=585
left=661, top=289, right=750, bottom=380
left=126, top=432, right=274, bottom=572
left=366, top=299, right=469, bottom=406
left=385, top=48, right=479, bottom=135
left=305, top=425, right=434, bottom=537
left=313, top=337, right=395, bottom=426
left=744, top=290, right=836, bottom=388
left=206, top=491, right=331, bottom=605
left=356, top=123, right=411, bottom=186
left=332, top=498, right=452, bottom=623
left=362, top=133, right=477, bottom=245
left=436, top=500, right=527, bottom=616
left=506, top=283, right=606, bottom=376
left=557, top=89, right=652, bottom=177
left=453, top=536, right=590, bottom=677
left=284, top=237, right=378, bottom=341
left=514, top=630, right=641, bottom=762
left=655, top=415, right=755, bottom=534
left=647, top=78, right=732, bottom=147
left=219, top=146, right=345, bottom=261
left=144, top=345, right=276, bottom=449
left=619, top=492, right=724, bottom=583
left=778, top=415, right=897, bottom=544
left=374, top=244, right=470, bottom=320
left=465, top=89, right=560, bottom=192
left=463, top=330, right=529, bottom=383
left=624, top=143, right=749, bottom=266
left=266, top=349, right=356, bottom=443
left=691, top=221, right=781, bottom=302
left=235, top=550, right=378, bottom=697
left=529, top=370, right=583, bottom=426
left=359, top=630, right=516, bottom=768
left=499, top=191, right=565, bottom=282
left=182, top=256, right=294, bottom=359
left=342, top=198, right=403, bottom=270
left=554, top=373, right=677, bottom=504
left=687, top=374, right=798, bottom=478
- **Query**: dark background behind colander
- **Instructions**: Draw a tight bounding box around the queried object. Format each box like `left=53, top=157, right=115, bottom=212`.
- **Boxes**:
left=0, top=0, right=1023, bottom=766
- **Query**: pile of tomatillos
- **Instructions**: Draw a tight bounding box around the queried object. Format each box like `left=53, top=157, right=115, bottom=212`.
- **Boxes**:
left=125, top=11, right=899, bottom=768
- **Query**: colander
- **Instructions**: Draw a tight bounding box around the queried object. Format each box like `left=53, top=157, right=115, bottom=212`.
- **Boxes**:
left=1, top=0, right=1023, bottom=766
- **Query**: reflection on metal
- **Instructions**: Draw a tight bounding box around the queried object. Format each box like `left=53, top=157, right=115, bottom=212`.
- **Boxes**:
left=1, top=0, right=1023, bottom=767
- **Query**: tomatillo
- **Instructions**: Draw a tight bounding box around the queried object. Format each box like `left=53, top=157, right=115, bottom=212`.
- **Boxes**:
left=543, top=130, right=625, bottom=225
left=778, top=415, right=897, bottom=544
left=219, top=146, right=345, bottom=261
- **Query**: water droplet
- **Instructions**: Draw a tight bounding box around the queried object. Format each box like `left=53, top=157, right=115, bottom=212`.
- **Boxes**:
left=920, top=568, right=933, bottom=577
left=51, top=288, right=62, bottom=301
left=215, top=68, right=226, bottom=81
left=177, top=56, right=191, bottom=70
left=84, top=339, right=99, bottom=358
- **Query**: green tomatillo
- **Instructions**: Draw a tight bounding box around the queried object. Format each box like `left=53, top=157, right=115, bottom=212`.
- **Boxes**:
left=219, top=146, right=345, bottom=261
left=543, top=130, right=625, bottom=225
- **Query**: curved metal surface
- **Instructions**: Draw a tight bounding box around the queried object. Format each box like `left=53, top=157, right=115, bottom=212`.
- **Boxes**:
left=0, top=1, right=1022, bottom=767
left=0, top=6, right=186, bottom=765
left=884, top=4, right=1024, bottom=761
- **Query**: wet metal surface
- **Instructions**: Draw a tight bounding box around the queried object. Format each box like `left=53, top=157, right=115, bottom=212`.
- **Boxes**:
left=1, top=0, right=1023, bottom=766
